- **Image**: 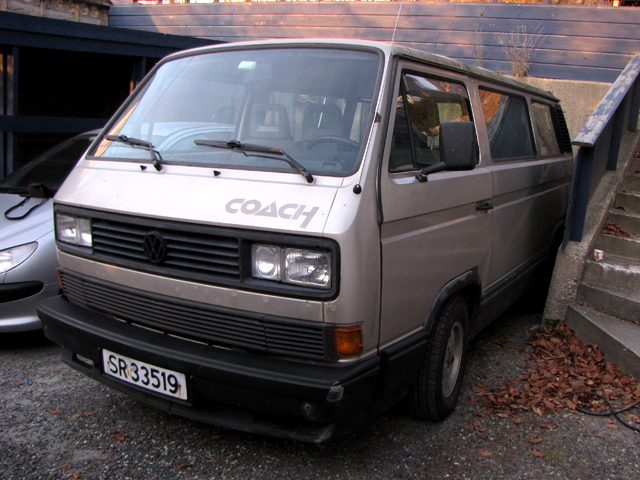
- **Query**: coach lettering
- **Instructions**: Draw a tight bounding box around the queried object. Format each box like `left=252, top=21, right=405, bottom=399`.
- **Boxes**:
left=225, top=199, right=319, bottom=228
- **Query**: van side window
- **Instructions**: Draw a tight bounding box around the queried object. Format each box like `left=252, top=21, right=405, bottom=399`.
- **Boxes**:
left=478, top=88, right=535, bottom=161
left=390, top=73, right=471, bottom=172
left=531, top=102, right=561, bottom=156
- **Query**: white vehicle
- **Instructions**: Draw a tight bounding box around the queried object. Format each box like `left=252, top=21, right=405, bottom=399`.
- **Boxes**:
left=39, top=40, right=572, bottom=442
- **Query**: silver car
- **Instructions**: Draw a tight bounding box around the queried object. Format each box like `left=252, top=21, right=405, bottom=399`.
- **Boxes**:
left=0, top=132, right=97, bottom=332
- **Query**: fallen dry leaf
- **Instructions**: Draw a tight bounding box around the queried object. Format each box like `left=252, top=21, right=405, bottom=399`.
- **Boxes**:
left=60, top=462, right=70, bottom=472
left=48, top=410, right=60, bottom=415
left=114, top=434, right=128, bottom=442
left=84, top=412, right=96, bottom=417
left=72, top=413, right=82, bottom=419
left=595, top=433, right=605, bottom=438
left=177, top=464, right=192, bottom=471
left=527, top=437, right=543, bottom=444
left=469, top=322, right=640, bottom=418
left=606, top=424, right=619, bottom=429
left=478, top=449, right=493, bottom=457
left=602, top=222, right=631, bottom=238
left=531, top=449, right=544, bottom=458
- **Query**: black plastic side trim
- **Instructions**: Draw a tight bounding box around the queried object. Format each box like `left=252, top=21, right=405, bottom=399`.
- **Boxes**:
left=424, top=268, right=481, bottom=335
left=475, top=251, right=546, bottom=335
left=0, top=281, right=44, bottom=303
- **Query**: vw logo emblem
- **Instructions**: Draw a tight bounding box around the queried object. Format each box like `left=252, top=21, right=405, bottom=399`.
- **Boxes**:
left=142, top=231, right=167, bottom=264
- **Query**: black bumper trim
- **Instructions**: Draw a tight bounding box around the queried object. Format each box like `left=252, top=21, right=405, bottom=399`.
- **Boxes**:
left=38, top=295, right=384, bottom=442
left=0, top=281, right=44, bottom=303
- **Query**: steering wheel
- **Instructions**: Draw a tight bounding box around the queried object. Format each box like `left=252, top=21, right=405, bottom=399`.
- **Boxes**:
left=307, top=136, right=360, bottom=151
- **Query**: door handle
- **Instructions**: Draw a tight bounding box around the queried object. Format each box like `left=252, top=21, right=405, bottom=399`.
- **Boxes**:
left=476, top=201, right=494, bottom=211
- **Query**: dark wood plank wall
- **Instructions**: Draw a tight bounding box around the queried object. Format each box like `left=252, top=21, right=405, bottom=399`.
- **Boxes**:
left=109, top=3, right=640, bottom=83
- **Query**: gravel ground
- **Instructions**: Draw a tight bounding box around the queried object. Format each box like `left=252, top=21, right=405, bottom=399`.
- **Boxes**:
left=2, top=297, right=640, bottom=480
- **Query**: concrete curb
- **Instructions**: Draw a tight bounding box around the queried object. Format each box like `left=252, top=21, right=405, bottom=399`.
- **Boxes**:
left=566, top=304, right=640, bottom=380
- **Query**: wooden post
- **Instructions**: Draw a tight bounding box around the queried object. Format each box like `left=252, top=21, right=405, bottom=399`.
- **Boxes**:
left=607, top=93, right=629, bottom=171
left=569, top=147, right=594, bottom=243
left=629, top=76, right=640, bottom=132
left=130, top=57, right=147, bottom=94
left=0, top=46, right=18, bottom=179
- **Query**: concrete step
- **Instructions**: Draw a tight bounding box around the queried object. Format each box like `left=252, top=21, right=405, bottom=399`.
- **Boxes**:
left=567, top=304, right=640, bottom=379
left=577, top=282, right=640, bottom=322
left=623, top=173, right=640, bottom=192
left=582, top=253, right=640, bottom=292
left=607, top=209, right=640, bottom=235
left=615, top=191, right=640, bottom=213
left=630, top=157, right=640, bottom=173
left=596, top=233, right=640, bottom=259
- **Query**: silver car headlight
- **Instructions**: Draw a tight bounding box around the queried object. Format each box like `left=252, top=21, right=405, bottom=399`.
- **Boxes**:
left=0, top=242, right=38, bottom=274
left=55, top=214, right=92, bottom=247
left=251, top=244, right=331, bottom=289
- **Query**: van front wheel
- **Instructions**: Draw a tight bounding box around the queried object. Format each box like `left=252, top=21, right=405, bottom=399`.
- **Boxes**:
left=408, top=296, right=469, bottom=421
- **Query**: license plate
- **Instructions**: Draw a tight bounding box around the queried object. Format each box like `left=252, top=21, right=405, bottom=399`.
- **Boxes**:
left=102, top=349, right=188, bottom=401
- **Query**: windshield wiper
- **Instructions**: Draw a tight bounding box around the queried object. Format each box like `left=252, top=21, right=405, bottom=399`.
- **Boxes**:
left=105, top=135, right=163, bottom=172
left=194, top=139, right=313, bottom=184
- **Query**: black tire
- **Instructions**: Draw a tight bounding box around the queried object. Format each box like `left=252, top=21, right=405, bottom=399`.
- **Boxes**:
left=408, top=296, right=469, bottom=421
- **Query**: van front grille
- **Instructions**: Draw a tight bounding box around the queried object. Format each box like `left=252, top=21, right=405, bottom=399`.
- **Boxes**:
left=54, top=206, right=340, bottom=301
left=91, top=218, right=241, bottom=281
left=60, top=271, right=330, bottom=360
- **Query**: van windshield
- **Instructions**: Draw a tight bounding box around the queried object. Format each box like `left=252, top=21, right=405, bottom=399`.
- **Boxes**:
left=90, top=47, right=382, bottom=176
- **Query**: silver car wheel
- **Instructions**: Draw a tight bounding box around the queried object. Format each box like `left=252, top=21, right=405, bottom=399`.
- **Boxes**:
left=442, top=320, right=464, bottom=398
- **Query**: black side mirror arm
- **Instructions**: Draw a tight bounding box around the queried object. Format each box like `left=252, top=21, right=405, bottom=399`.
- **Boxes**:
left=415, top=162, right=447, bottom=183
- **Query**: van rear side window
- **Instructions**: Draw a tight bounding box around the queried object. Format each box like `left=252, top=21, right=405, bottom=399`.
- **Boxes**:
left=390, top=73, right=471, bottom=172
left=479, top=88, right=535, bottom=161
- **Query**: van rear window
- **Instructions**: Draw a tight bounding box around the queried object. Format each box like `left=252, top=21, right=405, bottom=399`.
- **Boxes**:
left=532, top=102, right=562, bottom=156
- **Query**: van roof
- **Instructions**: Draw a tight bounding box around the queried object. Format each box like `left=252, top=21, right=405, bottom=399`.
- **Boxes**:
left=167, top=39, right=559, bottom=103
left=389, top=44, right=559, bottom=102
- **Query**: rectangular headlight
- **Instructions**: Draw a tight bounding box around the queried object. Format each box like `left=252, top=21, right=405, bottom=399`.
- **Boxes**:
left=283, top=249, right=331, bottom=288
left=55, top=214, right=92, bottom=247
left=251, top=245, right=331, bottom=289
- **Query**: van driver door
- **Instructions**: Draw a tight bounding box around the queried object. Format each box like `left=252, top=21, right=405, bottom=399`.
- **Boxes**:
left=378, top=62, right=495, bottom=347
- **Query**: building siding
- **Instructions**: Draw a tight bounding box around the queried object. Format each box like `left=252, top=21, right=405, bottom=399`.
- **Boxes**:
left=109, top=3, right=640, bottom=83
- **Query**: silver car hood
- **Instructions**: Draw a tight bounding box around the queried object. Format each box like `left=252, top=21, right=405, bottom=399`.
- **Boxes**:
left=0, top=193, right=54, bottom=250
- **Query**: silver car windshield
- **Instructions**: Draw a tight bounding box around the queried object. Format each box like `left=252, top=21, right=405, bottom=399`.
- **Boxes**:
left=89, top=47, right=381, bottom=176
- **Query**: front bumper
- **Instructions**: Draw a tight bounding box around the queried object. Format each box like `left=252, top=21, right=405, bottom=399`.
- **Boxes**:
left=38, top=295, right=388, bottom=442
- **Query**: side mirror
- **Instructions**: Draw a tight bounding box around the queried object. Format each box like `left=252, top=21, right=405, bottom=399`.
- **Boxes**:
left=440, top=121, right=477, bottom=171
left=416, top=121, right=477, bottom=182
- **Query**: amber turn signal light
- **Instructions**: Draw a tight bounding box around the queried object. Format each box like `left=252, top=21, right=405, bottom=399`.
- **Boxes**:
left=55, top=268, right=62, bottom=289
left=334, top=326, right=363, bottom=357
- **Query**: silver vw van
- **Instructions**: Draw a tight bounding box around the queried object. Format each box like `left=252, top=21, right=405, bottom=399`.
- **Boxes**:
left=38, top=40, right=572, bottom=442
